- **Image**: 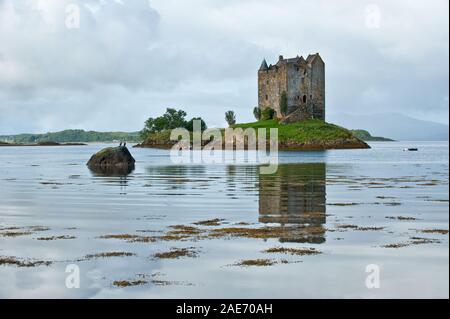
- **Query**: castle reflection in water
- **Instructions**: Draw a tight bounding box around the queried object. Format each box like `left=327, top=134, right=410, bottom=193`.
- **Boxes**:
left=259, top=163, right=327, bottom=244
left=140, top=163, right=327, bottom=244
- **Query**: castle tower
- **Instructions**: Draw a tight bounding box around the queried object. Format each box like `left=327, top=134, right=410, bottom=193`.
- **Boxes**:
left=257, top=54, right=325, bottom=122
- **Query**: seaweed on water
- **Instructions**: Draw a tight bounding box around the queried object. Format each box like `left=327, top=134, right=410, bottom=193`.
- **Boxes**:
left=0, top=256, right=52, bottom=268
left=153, top=247, right=198, bottom=259
left=263, top=247, right=322, bottom=256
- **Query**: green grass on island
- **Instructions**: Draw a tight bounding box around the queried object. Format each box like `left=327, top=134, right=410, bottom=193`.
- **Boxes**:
left=232, top=119, right=356, bottom=143
left=233, top=120, right=391, bottom=143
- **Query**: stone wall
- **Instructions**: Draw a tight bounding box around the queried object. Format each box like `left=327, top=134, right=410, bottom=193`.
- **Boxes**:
left=258, top=63, right=287, bottom=116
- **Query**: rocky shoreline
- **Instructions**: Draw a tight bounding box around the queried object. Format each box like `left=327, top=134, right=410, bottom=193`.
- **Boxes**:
left=278, top=137, right=370, bottom=150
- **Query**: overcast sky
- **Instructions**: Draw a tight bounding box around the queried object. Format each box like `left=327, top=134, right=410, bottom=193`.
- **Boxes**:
left=0, top=0, right=448, bottom=134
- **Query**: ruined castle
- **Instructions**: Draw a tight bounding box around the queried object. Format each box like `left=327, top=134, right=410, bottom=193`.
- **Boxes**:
left=258, top=54, right=325, bottom=122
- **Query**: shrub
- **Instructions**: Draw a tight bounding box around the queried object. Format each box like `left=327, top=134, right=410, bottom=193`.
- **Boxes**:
left=261, top=107, right=276, bottom=120
left=253, top=107, right=261, bottom=120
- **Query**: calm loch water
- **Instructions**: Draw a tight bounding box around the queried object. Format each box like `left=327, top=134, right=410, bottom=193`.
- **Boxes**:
left=0, top=142, right=448, bottom=298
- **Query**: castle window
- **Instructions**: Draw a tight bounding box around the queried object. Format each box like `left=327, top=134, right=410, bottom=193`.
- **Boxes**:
left=265, top=95, right=268, bottom=100
left=266, top=80, right=269, bottom=85
left=303, top=95, right=307, bottom=103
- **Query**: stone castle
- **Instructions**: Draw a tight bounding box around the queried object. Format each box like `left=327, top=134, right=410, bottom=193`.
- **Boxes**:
left=258, top=53, right=325, bottom=122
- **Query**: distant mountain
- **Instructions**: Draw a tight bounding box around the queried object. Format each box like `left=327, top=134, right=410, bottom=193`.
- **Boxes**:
left=0, top=130, right=141, bottom=144
left=328, top=113, right=449, bottom=141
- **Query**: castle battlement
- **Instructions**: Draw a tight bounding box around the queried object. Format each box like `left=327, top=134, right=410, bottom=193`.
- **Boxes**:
left=258, top=54, right=325, bottom=122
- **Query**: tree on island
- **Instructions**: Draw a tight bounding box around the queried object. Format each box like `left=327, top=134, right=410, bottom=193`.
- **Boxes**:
left=225, top=111, right=236, bottom=126
left=185, top=117, right=208, bottom=132
left=253, top=107, right=261, bottom=121
left=140, top=108, right=208, bottom=140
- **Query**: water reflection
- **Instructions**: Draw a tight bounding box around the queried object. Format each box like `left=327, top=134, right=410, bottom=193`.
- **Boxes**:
left=88, top=166, right=134, bottom=177
left=259, top=163, right=327, bottom=243
left=145, top=165, right=207, bottom=178
left=88, top=166, right=134, bottom=194
left=145, top=166, right=208, bottom=192
left=226, top=165, right=259, bottom=198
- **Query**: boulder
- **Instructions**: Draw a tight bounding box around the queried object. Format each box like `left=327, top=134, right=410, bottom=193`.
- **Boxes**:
left=87, top=146, right=135, bottom=172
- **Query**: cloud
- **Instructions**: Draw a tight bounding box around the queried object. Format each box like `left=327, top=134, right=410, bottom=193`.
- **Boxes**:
left=0, top=0, right=448, bottom=134
left=0, top=0, right=160, bottom=91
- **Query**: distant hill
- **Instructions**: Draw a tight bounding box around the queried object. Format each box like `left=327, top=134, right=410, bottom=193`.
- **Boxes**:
left=350, top=130, right=394, bottom=142
left=329, top=113, right=449, bottom=141
left=0, top=130, right=141, bottom=144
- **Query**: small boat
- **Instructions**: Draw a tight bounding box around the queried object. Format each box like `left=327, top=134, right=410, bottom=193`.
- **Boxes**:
left=403, top=148, right=418, bottom=152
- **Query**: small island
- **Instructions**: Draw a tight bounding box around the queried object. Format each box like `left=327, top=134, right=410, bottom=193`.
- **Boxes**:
left=134, top=109, right=369, bottom=151
left=136, top=54, right=371, bottom=151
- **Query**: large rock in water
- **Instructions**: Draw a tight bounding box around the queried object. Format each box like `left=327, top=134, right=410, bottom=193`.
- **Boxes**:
left=87, top=147, right=135, bottom=174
